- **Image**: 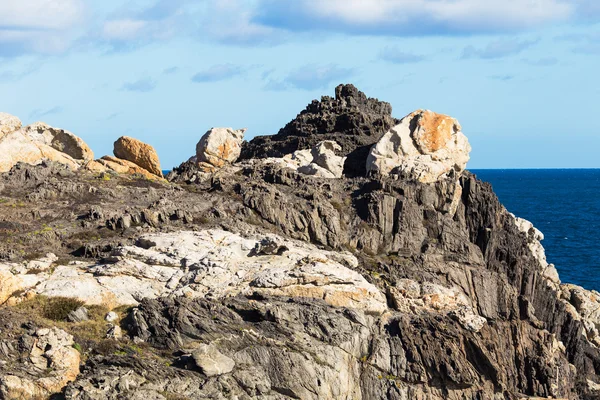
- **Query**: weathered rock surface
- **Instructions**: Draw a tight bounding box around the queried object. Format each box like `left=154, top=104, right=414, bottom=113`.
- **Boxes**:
left=0, top=124, right=81, bottom=173
left=367, top=109, right=471, bottom=183
left=240, top=84, right=400, bottom=177
left=1, top=230, right=386, bottom=313
left=0, top=112, right=22, bottom=137
left=0, top=327, right=80, bottom=399
left=297, top=140, right=346, bottom=178
left=192, top=343, right=236, bottom=376
left=23, top=122, right=94, bottom=163
left=113, top=136, right=163, bottom=177
left=196, top=127, right=246, bottom=172
left=86, top=156, right=162, bottom=180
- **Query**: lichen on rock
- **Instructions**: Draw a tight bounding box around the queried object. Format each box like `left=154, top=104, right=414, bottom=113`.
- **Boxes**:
left=367, top=109, right=471, bottom=183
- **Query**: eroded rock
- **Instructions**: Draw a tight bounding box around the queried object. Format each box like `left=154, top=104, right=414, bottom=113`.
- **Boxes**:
left=192, top=343, right=235, bottom=376
left=0, top=328, right=80, bottom=399
left=1, top=230, right=387, bottom=313
left=0, top=129, right=80, bottom=173
left=23, top=122, right=94, bottom=163
left=113, top=136, right=162, bottom=177
left=86, top=156, right=162, bottom=180
left=240, top=84, right=400, bottom=177
left=0, top=113, right=22, bottom=137
left=196, top=127, right=246, bottom=172
left=367, top=109, right=471, bottom=183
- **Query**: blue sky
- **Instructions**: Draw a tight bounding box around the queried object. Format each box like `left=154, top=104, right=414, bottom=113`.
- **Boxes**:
left=0, top=0, right=599, bottom=169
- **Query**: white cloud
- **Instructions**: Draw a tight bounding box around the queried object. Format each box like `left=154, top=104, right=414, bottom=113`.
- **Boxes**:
left=0, top=0, right=85, bottom=56
left=0, top=0, right=85, bottom=30
left=462, top=38, right=539, bottom=59
left=98, top=1, right=188, bottom=51
left=255, top=0, right=587, bottom=35
left=102, top=19, right=148, bottom=41
left=201, top=0, right=284, bottom=45
left=264, top=64, right=355, bottom=91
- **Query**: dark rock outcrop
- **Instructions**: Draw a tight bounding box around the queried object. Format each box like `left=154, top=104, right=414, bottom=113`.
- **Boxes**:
left=239, top=84, right=400, bottom=177
left=1, top=86, right=599, bottom=399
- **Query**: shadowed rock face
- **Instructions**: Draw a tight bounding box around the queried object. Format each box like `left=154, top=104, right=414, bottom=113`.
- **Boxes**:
left=239, top=84, right=400, bottom=177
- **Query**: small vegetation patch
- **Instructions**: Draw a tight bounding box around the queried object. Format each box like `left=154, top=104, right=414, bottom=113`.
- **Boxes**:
left=43, top=297, right=85, bottom=321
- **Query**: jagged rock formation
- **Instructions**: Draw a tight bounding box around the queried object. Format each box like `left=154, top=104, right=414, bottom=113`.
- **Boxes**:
left=113, top=136, right=163, bottom=177
left=239, top=84, right=400, bottom=177
left=0, top=86, right=599, bottom=399
left=367, top=109, right=471, bottom=183
left=0, top=327, right=80, bottom=399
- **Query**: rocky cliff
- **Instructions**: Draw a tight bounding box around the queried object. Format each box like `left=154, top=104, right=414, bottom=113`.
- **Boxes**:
left=0, top=85, right=599, bottom=399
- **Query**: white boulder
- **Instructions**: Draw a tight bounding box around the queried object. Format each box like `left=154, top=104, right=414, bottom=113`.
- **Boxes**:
left=196, top=127, right=246, bottom=172
left=23, top=122, right=94, bottom=163
left=366, top=109, right=471, bottom=183
left=192, top=343, right=235, bottom=376
left=265, top=140, right=347, bottom=179
left=297, top=140, right=346, bottom=178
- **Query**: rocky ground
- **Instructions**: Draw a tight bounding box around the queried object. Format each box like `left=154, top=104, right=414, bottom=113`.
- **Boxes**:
left=0, top=85, right=599, bottom=399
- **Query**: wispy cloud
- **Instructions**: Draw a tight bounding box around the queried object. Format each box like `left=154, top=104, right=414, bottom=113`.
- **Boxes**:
left=97, top=0, right=188, bottom=52
left=163, top=66, right=179, bottom=75
left=200, top=0, right=285, bottom=46
left=121, top=78, right=157, bottom=92
left=523, top=57, right=559, bottom=66
left=97, top=112, right=121, bottom=122
left=191, top=64, right=246, bottom=83
left=29, top=106, right=63, bottom=120
left=462, top=38, right=539, bottom=59
left=379, top=46, right=426, bottom=64
left=265, top=64, right=354, bottom=91
left=490, top=74, right=515, bottom=81
left=0, top=63, right=41, bottom=82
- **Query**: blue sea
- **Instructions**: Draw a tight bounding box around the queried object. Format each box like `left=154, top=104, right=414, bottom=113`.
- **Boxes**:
left=473, top=169, right=600, bottom=291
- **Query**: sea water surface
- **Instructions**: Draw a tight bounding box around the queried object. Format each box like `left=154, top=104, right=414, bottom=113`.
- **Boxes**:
left=472, top=169, right=600, bottom=291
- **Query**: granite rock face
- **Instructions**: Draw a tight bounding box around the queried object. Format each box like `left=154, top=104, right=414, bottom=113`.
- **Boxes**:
left=113, top=136, right=163, bottom=177
left=240, top=84, right=400, bottom=177
left=23, top=122, right=94, bottom=163
left=367, top=109, right=471, bottom=183
left=0, top=114, right=92, bottom=173
left=196, top=127, right=246, bottom=172
left=0, top=113, right=22, bottom=137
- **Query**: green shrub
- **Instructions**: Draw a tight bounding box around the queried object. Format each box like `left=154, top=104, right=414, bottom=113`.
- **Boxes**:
left=43, top=297, right=85, bottom=321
